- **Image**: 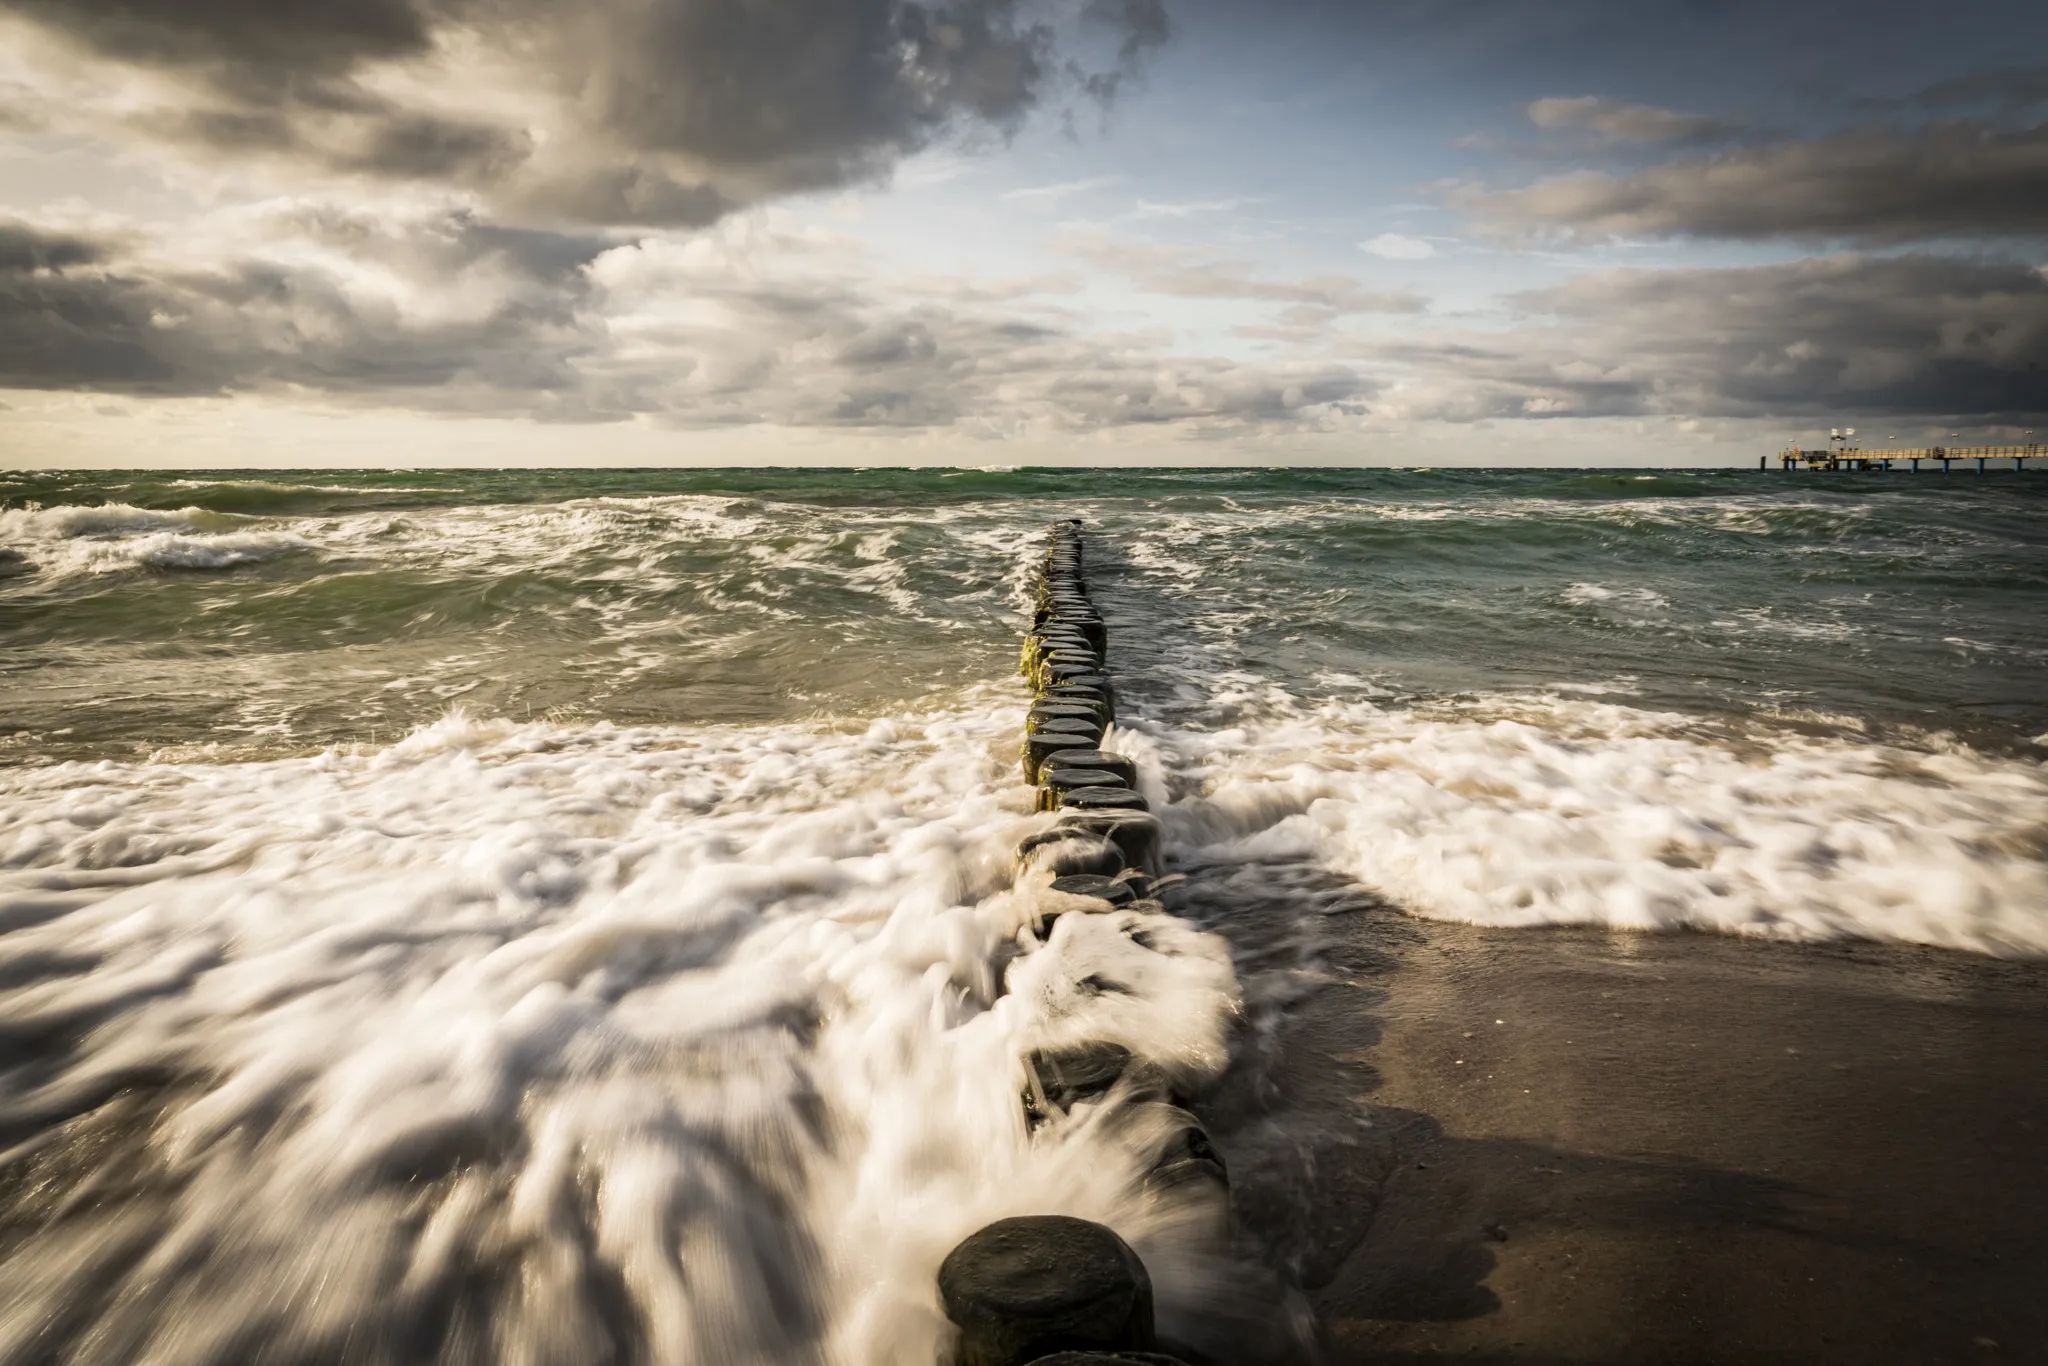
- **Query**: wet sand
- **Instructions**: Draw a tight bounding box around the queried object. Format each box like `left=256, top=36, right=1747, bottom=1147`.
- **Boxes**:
left=1192, top=871, right=2048, bottom=1366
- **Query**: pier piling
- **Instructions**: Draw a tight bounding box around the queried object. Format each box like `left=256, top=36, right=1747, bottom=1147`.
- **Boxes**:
left=1775, top=443, right=2040, bottom=472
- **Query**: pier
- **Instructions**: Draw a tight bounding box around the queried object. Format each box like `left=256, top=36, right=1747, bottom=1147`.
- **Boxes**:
left=1770, top=444, right=2040, bottom=472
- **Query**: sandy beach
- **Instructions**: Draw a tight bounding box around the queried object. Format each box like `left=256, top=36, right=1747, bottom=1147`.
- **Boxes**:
left=1202, top=884, right=2048, bottom=1365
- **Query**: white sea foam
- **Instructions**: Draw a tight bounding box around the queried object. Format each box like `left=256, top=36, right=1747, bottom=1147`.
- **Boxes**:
left=1559, top=582, right=1669, bottom=610
left=1708, top=606, right=1862, bottom=642
left=0, top=707, right=1248, bottom=1366
left=1550, top=678, right=1640, bottom=696
left=73, top=529, right=314, bottom=571
left=1148, top=696, right=2048, bottom=958
left=0, top=502, right=310, bottom=575
left=165, top=478, right=422, bottom=496
left=0, top=502, right=209, bottom=539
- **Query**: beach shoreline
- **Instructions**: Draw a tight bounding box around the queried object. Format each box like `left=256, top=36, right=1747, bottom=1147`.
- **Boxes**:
left=1201, top=896, right=2048, bottom=1365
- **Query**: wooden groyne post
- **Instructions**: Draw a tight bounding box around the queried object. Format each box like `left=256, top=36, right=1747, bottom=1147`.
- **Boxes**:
left=932, top=521, right=1220, bottom=1366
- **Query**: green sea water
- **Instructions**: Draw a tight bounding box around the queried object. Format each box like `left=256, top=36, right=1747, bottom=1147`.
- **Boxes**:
left=3, top=466, right=2044, bottom=761
left=2, top=466, right=2046, bottom=1365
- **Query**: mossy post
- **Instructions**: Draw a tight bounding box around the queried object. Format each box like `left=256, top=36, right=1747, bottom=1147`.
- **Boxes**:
left=943, top=522, right=1224, bottom=1366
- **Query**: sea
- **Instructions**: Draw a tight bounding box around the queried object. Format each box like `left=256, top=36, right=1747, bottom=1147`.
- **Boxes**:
left=2, top=467, right=2044, bottom=1365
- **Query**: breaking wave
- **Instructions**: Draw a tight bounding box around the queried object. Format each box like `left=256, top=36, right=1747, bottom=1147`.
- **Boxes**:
left=0, top=502, right=310, bottom=575
left=0, top=707, right=1251, bottom=1366
left=1153, top=695, right=2048, bottom=958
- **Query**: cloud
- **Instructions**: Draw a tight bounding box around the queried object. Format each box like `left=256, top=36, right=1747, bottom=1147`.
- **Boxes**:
left=1067, top=237, right=1427, bottom=313
left=0, top=207, right=613, bottom=405
left=1074, top=0, right=1169, bottom=105
left=1358, top=233, right=1436, bottom=260
left=13, top=225, right=2037, bottom=438
left=0, top=220, right=107, bottom=273
left=1459, top=119, right=2048, bottom=244
left=1001, top=174, right=1122, bottom=204
left=1357, top=253, right=2048, bottom=424
left=1125, top=196, right=1258, bottom=220
left=0, top=0, right=1172, bottom=226
left=0, top=206, right=1379, bottom=432
left=0, top=221, right=175, bottom=388
left=515, top=224, right=1382, bottom=429
left=1879, top=64, right=2048, bottom=113
left=1523, top=96, right=1742, bottom=148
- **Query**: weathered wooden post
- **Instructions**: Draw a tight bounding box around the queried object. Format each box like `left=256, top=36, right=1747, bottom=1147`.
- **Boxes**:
left=937, top=520, right=1223, bottom=1366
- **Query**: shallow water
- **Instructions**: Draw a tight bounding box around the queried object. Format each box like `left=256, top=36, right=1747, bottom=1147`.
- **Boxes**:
left=2, top=467, right=2044, bottom=1364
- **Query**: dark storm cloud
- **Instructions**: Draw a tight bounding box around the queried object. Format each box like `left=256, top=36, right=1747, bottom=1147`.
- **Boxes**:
left=168, top=105, right=536, bottom=184
left=0, top=221, right=105, bottom=273
left=2, top=0, right=434, bottom=76
left=1460, top=120, right=2048, bottom=244
left=1371, top=254, right=2048, bottom=423
left=0, top=212, right=608, bottom=403
left=0, top=221, right=174, bottom=387
left=0, top=0, right=1171, bottom=224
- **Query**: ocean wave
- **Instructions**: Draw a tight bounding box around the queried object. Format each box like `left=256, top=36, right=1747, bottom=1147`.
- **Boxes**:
left=1559, top=582, right=1670, bottom=609
left=1149, top=696, right=2048, bottom=958
left=0, top=707, right=1246, bottom=1365
left=168, top=478, right=393, bottom=495
left=70, top=529, right=313, bottom=572
left=0, top=501, right=214, bottom=539
left=0, top=501, right=312, bottom=575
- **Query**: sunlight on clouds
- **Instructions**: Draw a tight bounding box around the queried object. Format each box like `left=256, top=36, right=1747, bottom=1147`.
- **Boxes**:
left=1358, top=232, right=1436, bottom=260
left=2, top=0, right=2044, bottom=463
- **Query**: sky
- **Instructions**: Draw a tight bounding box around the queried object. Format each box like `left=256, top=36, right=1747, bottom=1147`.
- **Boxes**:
left=1, top=0, right=2045, bottom=467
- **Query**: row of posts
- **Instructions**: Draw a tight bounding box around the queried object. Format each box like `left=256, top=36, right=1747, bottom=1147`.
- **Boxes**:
left=933, top=521, right=1221, bottom=1366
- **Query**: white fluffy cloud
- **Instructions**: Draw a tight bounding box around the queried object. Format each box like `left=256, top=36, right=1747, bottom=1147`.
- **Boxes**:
left=1357, top=233, right=1435, bottom=260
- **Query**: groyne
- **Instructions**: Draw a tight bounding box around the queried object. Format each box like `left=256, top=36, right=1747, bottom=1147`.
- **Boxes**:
left=932, top=521, right=1222, bottom=1366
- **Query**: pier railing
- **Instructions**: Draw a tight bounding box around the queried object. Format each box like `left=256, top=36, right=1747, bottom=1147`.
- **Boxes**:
left=1774, top=445, right=2040, bottom=471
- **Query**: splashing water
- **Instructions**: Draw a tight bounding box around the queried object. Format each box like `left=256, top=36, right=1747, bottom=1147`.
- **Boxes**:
left=0, top=708, right=1249, bottom=1365
left=2, top=467, right=2045, bottom=1362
